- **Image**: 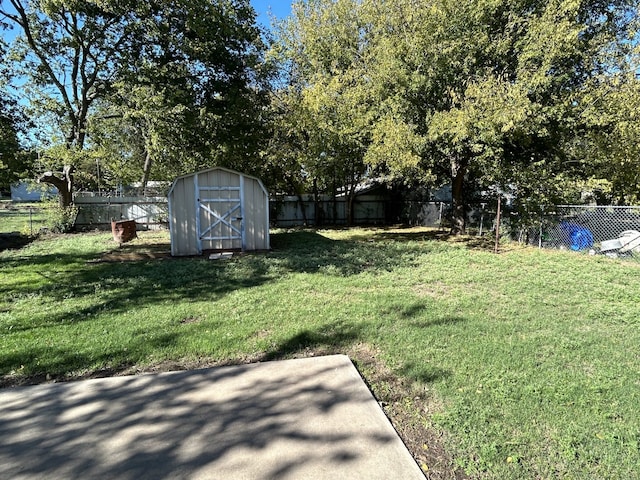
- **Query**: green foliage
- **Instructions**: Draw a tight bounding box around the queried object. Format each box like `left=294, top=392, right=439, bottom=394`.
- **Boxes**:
left=0, top=122, right=23, bottom=187
left=1, top=0, right=141, bottom=150
left=0, top=0, right=270, bottom=193
left=268, top=1, right=373, bottom=202
left=580, top=71, right=640, bottom=204
left=108, top=0, right=271, bottom=181
left=43, top=201, right=78, bottom=233
left=428, top=77, right=539, bottom=171
left=0, top=41, right=29, bottom=187
left=0, top=97, right=21, bottom=178
left=272, top=0, right=640, bottom=232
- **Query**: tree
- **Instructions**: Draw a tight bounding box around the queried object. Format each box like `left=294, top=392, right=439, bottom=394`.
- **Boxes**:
left=0, top=0, right=144, bottom=204
left=273, top=0, right=639, bottom=233
left=579, top=63, right=640, bottom=204
left=0, top=98, right=23, bottom=188
left=372, top=0, right=639, bottom=232
left=270, top=0, right=378, bottom=224
left=0, top=38, right=29, bottom=188
left=0, top=88, right=21, bottom=187
left=0, top=0, right=269, bottom=204
left=107, top=0, right=270, bottom=189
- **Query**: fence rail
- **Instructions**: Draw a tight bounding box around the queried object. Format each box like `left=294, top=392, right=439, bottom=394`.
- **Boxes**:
left=277, top=198, right=640, bottom=261
left=271, top=196, right=502, bottom=234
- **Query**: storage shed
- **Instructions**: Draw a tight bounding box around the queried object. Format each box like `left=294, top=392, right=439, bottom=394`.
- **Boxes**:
left=168, top=167, right=270, bottom=256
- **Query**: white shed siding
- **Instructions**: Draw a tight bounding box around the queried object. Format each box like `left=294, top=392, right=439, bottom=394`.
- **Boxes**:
left=168, top=171, right=197, bottom=256
left=168, top=167, right=270, bottom=256
left=243, top=174, right=269, bottom=251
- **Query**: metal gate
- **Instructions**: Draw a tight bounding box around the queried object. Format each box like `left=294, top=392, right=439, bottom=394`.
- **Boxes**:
left=195, top=176, right=245, bottom=252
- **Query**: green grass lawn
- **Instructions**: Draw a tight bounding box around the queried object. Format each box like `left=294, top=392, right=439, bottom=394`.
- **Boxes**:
left=0, top=202, right=49, bottom=234
left=1, top=228, right=639, bottom=479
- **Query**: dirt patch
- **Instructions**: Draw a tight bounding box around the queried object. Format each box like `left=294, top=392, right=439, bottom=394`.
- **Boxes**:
left=413, top=282, right=453, bottom=299
left=251, top=329, right=273, bottom=340
left=179, top=316, right=202, bottom=324
left=93, top=243, right=171, bottom=263
left=346, top=344, right=468, bottom=480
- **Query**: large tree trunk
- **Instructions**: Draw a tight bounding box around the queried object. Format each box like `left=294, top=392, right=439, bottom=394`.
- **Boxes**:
left=39, top=165, right=75, bottom=208
left=346, top=185, right=356, bottom=227
left=140, top=149, right=153, bottom=195
left=313, top=178, right=323, bottom=226
left=295, top=193, right=309, bottom=225
left=450, top=156, right=468, bottom=235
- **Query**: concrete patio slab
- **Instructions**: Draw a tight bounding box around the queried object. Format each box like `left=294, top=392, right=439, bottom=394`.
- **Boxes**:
left=0, top=355, right=425, bottom=479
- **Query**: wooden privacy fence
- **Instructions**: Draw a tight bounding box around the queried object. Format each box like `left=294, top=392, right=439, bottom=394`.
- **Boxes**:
left=73, top=194, right=492, bottom=230
left=74, top=195, right=456, bottom=229
left=270, top=194, right=387, bottom=226
left=271, top=195, right=455, bottom=228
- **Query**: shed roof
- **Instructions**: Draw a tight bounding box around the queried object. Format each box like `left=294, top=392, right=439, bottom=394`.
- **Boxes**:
left=167, top=166, right=268, bottom=198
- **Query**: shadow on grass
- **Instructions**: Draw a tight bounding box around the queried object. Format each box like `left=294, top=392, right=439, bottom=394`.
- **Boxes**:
left=343, top=227, right=496, bottom=251
left=397, top=362, right=451, bottom=384
left=1, top=248, right=274, bottom=332
left=409, top=316, right=467, bottom=329
left=95, top=242, right=172, bottom=262
left=269, top=230, right=428, bottom=276
left=5, top=229, right=438, bottom=331
left=2, top=229, right=461, bottom=383
left=262, top=321, right=364, bottom=362
left=0, top=233, right=35, bottom=252
left=0, top=332, right=182, bottom=387
left=269, top=228, right=496, bottom=276
left=346, top=228, right=448, bottom=243
left=4, top=228, right=465, bottom=317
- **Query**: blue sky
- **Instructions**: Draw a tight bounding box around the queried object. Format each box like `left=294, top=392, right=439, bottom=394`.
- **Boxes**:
left=0, top=2, right=291, bottom=41
left=250, top=0, right=292, bottom=29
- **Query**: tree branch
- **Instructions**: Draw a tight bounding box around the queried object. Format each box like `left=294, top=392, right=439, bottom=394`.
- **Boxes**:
left=8, top=0, right=77, bottom=137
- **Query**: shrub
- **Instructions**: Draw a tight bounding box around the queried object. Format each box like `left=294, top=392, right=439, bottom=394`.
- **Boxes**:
left=45, top=202, right=79, bottom=233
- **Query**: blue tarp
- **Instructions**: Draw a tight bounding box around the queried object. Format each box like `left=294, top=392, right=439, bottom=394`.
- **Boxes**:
left=560, top=222, right=594, bottom=251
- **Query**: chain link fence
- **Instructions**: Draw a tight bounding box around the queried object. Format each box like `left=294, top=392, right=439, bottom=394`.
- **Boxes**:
left=406, top=201, right=640, bottom=262
left=0, top=203, right=49, bottom=235
left=5, top=197, right=639, bottom=262
left=525, top=205, right=640, bottom=260
left=393, top=201, right=498, bottom=235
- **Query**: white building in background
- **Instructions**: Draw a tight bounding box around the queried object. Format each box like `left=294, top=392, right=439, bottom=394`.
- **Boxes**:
left=10, top=182, right=58, bottom=202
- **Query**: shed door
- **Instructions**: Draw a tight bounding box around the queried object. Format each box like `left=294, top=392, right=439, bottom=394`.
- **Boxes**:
left=196, top=179, right=245, bottom=252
